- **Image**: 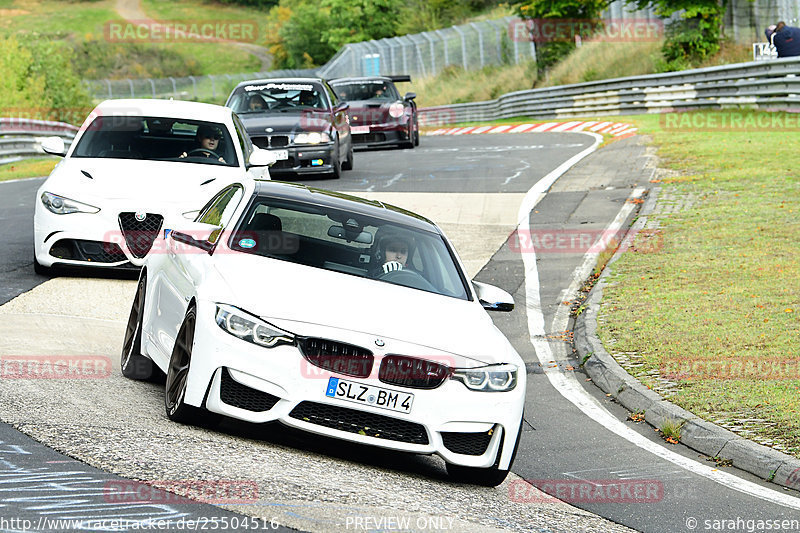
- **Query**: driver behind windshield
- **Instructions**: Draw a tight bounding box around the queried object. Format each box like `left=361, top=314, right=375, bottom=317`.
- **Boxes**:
left=372, top=228, right=415, bottom=276
left=180, top=124, right=226, bottom=162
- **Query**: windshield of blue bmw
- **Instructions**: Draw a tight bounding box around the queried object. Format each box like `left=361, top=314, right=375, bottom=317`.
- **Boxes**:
left=229, top=82, right=327, bottom=113
left=229, top=198, right=470, bottom=300
left=71, top=116, right=239, bottom=167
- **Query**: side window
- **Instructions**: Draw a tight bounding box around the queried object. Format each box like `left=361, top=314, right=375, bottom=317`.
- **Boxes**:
left=231, top=114, right=253, bottom=165
left=196, top=185, right=245, bottom=243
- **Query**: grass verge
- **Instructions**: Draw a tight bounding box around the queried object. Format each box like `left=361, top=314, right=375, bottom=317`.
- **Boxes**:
left=0, top=158, right=56, bottom=182
left=596, top=110, right=800, bottom=458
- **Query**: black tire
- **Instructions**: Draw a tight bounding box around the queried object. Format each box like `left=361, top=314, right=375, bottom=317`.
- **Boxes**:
left=446, top=419, right=523, bottom=487
left=413, top=120, right=420, bottom=147
left=404, top=120, right=415, bottom=149
left=33, top=253, right=53, bottom=276
left=342, top=143, right=354, bottom=171
left=121, top=274, right=155, bottom=380
left=165, top=306, right=202, bottom=423
left=328, top=142, right=342, bottom=179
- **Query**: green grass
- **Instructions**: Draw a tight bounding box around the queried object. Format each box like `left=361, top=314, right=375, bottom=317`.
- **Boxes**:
left=0, top=157, right=56, bottom=181
left=597, top=110, right=800, bottom=457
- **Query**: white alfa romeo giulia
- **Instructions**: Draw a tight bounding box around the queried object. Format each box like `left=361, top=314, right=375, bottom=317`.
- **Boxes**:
left=34, top=99, right=276, bottom=274
left=122, top=179, right=525, bottom=486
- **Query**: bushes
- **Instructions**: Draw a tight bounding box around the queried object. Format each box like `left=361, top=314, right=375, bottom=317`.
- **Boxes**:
left=0, top=37, right=91, bottom=124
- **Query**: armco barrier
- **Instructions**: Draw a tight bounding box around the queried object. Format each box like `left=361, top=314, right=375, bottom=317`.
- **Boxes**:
left=418, top=57, right=800, bottom=126
left=0, top=119, right=78, bottom=165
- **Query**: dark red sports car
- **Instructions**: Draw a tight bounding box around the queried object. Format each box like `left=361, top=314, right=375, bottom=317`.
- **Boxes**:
left=329, top=75, right=419, bottom=149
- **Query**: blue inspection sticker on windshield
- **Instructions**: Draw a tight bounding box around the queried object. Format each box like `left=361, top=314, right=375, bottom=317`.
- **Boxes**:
left=238, top=238, right=256, bottom=249
left=326, top=377, right=339, bottom=397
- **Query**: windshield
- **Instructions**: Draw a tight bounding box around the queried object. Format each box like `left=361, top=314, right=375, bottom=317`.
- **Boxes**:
left=331, top=81, right=399, bottom=101
left=228, top=197, right=469, bottom=300
left=228, top=82, right=327, bottom=113
left=71, top=116, right=239, bottom=167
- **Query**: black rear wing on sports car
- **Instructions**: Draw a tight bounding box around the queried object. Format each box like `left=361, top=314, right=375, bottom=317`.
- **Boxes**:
left=387, top=75, right=411, bottom=83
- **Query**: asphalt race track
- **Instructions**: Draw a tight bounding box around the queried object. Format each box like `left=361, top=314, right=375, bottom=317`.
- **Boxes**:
left=0, top=132, right=798, bottom=531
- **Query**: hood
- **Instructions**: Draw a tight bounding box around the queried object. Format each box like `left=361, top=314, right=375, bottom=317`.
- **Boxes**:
left=240, top=111, right=332, bottom=135
left=346, top=101, right=397, bottom=126
left=42, top=158, right=241, bottom=209
left=209, top=253, right=514, bottom=365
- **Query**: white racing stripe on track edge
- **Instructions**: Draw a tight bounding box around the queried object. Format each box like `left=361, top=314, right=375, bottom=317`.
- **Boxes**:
left=518, top=132, right=800, bottom=510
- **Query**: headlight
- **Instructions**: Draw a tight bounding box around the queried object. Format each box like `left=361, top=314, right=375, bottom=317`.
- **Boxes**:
left=293, top=132, right=330, bottom=144
left=40, top=192, right=100, bottom=215
left=388, top=102, right=405, bottom=118
left=451, top=364, right=517, bottom=392
left=215, top=304, right=294, bottom=348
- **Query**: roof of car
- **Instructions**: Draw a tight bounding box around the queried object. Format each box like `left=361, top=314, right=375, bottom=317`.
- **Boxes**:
left=232, top=78, right=326, bottom=90
left=93, top=99, right=234, bottom=122
left=252, top=180, right=438, bottom=232
left=328, top=76, right=394, bottom=84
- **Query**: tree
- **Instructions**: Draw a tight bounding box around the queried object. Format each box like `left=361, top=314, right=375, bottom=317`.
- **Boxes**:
left=321, top=0, right=400, bottom=49
left=513, top=0, right=610, bottom=77
left=626, top=0, right=727, bottom=70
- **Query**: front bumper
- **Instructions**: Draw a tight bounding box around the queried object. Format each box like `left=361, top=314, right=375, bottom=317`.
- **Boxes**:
left=34, top=201, right=171, bottom=269
left=265, top=144, right=337, bottom=177
left=179, top=301, right=525, bottom=469
left=351, top=123, right=411, bottom=149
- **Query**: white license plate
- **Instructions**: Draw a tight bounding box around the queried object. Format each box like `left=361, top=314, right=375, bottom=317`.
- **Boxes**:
left=271, top=149, right=289, bottom=160
left=325, top=377, right=414, bottom=414
left=351, top=126, right=370, bottom=134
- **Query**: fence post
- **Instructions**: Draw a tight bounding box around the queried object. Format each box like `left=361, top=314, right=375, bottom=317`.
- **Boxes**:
left=105, top=79, right=112, bottom=99
left=452, top=25, right=468, bottom=70
left=470, top=22, right=485, bottom=68
left=169, top=77, right=177, bottom=99
left=149, top=78, right=156, bottom=98
left=209, top=75, right=216, bottom=100
left=189, top=76, right=197, bottom=99
left=435, top=29, right=450, bottom=67
left=421, top=32, right=436, bottom=75
left=127, top=79, right=134, bottom=98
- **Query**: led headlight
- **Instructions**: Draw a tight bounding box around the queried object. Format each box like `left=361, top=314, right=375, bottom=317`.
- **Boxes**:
left=40, top=192, right=100, bottom=215
left=388, top=102, right=405, bottom=118
left=215, top=304, right=294, bottom=348
left=293, top=132, right=330, bottom=144
left=451, top=364, right=517, bottom=392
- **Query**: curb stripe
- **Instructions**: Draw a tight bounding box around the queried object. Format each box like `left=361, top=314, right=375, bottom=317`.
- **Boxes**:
left=423, top=121, right=636, bottom=138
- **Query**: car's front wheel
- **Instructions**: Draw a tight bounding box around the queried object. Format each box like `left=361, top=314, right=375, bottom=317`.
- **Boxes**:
left=33, top=252, right=53, bottom=276
left=328, top=140, right=342, bottom=179
left=165, top=306, right=201, bottom=423
left=342, top=143, right=354, bottom=171
left=121, top=274, right=155, bottom=380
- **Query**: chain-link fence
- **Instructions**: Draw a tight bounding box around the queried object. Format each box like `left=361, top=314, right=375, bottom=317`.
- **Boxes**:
left=82, top=68, right=317, bottom=104
left=82, top=0, right=800, bottom=103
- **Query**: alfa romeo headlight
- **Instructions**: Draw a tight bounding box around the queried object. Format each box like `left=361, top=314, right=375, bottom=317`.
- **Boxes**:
left=294, top=132, right=330, bottom=144
left=451, top=364, right=517, bottom=392
left=215, top=304, right=294, bottom=348
left=40, top=192, right=100, bottom=215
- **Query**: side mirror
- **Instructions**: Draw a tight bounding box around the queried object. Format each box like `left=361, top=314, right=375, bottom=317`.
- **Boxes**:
left=473, top=281, right=514, bottom=312
left=168, top=221, right=222, bottom=254
left=404, top=92, right=417, bottom=101
left=41, top=136, right=66, bottom=157
left=334, top=102, right=349, bottom=113
left=248, top=147, right=278, bottom=168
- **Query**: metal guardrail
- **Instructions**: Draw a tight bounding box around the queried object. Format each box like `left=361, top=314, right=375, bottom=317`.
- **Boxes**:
left=417, top=57, right=800, bottom=126
left=0, top=119, right=78, bottom=165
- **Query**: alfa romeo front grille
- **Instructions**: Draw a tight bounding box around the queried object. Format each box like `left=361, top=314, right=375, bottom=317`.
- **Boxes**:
left=298, top=337, right=373, bottom=378
left=118, top=212, right=164, bottom=258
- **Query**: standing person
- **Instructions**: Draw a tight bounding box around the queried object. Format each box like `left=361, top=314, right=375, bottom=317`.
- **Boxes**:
left=766, top=21, right=800, bottom=57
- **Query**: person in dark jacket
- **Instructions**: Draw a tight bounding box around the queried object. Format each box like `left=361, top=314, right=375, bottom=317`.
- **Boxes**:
left=766, top=21, right=800, bottom=57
